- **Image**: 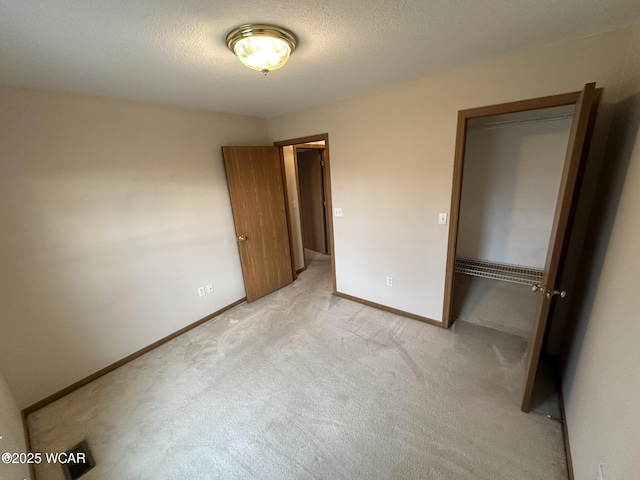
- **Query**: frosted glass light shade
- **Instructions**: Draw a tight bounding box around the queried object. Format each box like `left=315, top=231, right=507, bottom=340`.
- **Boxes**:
left=226, top=24, right=297, bottom=74
left=234, top=37, right=291, bottom=72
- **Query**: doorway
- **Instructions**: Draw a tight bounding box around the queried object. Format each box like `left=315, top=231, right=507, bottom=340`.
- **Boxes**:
left=296, top=147, right=329, bottom=256
left=442, top=84, right=600, bottom=413
left=275, top=134, right=336, bottom=294
left=451, top=104, right=575, bottom=338
left=221, top=135, right=335, bottom=302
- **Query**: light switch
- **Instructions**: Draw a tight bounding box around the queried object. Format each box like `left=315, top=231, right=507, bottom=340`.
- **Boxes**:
left=334, top=207, right=343, bottom=217
left=439, top=213, right=447, bottom=225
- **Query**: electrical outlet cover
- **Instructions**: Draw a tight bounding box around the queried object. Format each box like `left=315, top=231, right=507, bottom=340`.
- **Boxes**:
left=198, top=287, right=206, bottom=297
left=206, top=283, right=214, bottom=294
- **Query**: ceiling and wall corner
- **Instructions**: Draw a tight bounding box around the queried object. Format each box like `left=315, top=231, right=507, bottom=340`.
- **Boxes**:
left=1, top=0, right=639, bottom=118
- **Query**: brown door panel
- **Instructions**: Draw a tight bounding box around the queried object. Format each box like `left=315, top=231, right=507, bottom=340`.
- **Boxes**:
left=222, top=146, right=293, bottom=302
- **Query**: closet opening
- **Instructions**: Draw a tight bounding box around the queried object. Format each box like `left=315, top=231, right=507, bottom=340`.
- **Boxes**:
left=452, top=104, right=575, bottom=338
left=443, top=84, right=601, bottom=415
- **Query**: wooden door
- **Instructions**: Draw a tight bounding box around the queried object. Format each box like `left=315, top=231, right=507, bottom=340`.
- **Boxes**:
left=521, top=83, right=600, bottom=412
left=297, top=149, right=327, bottom=254
left=221, top=146, right=293, bottom=302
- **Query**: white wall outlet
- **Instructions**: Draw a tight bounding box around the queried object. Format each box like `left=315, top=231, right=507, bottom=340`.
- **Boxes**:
left=439, top=213, right=448, bottom=225
left=206, top=283, right=214, bottom=294
left=197, top=286, right=206, bottom=297
left=334, top=207, right=343, bottom=217
left=386, top=276, right=393, bottom=287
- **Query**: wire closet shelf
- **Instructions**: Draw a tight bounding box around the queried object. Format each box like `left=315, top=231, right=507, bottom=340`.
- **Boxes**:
left=455, top=257, right=543, bottom=285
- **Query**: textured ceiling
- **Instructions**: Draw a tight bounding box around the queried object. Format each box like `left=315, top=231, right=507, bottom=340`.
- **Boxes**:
left=1, top=0, right=639, bottom=118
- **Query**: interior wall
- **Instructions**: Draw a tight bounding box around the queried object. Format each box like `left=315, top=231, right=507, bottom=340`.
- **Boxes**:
left=0, top=370, right=31, bottom=480
left=458, top=114, right=572, bottom=268
left=0, top=86, right=269, bottom=408
left=561, top=24, right=640, bottom=480
left=282, top=145, right=304, bottom=271
left=267, top=26, right=633, bottom=321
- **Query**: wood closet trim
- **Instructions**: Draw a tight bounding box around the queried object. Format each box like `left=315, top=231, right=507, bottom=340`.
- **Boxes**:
left=459, top=91, right=581, bottom=118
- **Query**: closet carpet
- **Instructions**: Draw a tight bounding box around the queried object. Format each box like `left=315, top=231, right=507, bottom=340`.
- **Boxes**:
left=27, top=251, right=567, bottom=480
left=452, top=273, right=539, bottom=338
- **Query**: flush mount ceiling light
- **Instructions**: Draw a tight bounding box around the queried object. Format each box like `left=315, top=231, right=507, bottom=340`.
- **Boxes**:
left=226, top=24, right=297, bottom=75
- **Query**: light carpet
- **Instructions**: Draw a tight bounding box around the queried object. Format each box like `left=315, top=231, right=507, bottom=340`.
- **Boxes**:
left=452, top=273, right=539, bottom=338
left=27, top=250, right=567, bottom=480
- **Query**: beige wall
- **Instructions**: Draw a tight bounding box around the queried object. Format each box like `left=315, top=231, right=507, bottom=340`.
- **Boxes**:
left=0, top=370, right=31, bottom=479
left=268, top=27, right=633, bottom=321
left=459, top=113, right=571, bottom=268
left=562, top=24, right=640, bottom=480
left=283, top=145, right=305, bottom=271
left=0, top=87, right=269, bottom=408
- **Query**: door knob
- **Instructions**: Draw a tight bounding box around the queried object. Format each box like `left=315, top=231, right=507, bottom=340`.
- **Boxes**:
left=531, top=284, right=546, bottom=294
left=545, top=289, right=567, bottom=299
left=533, top=284, right=566, bottom=299
left=237, top=234, right=247, bottom=242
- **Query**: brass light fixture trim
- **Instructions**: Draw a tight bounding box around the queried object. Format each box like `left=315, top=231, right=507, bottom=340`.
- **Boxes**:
left=226, top=24, right=298, bottom=75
